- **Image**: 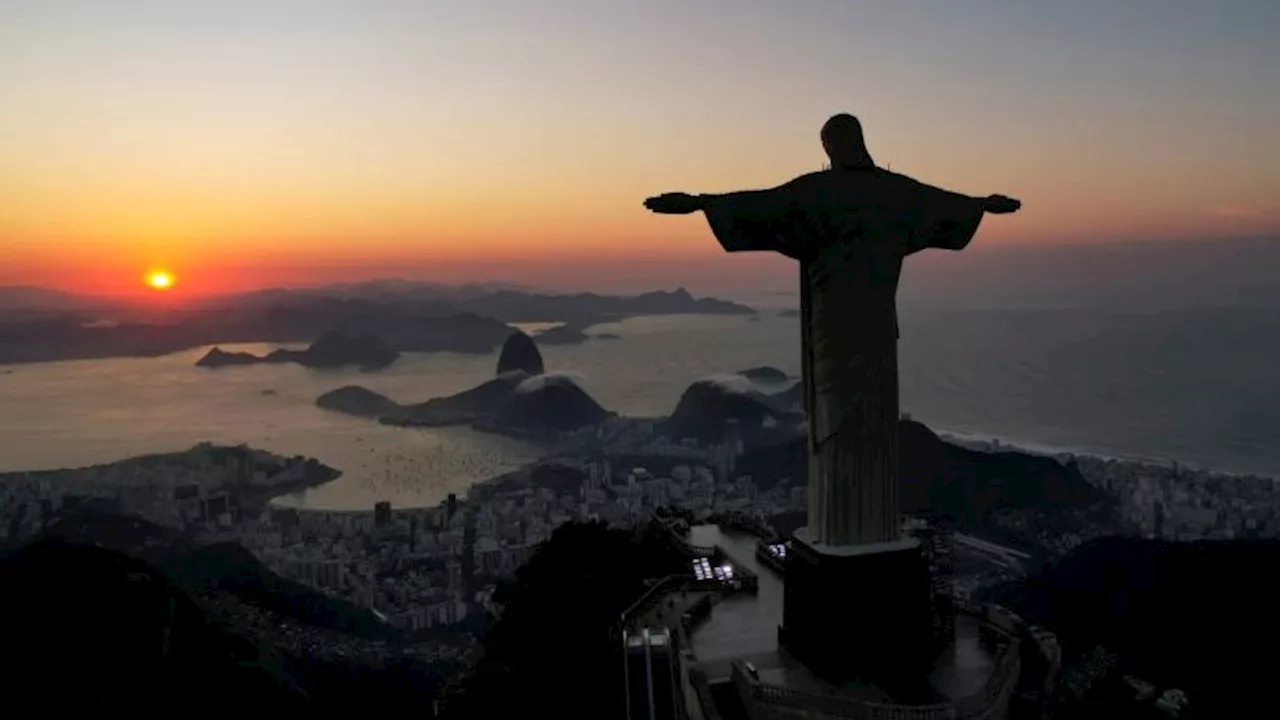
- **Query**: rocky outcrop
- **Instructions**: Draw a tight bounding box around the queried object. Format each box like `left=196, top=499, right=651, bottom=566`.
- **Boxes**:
left=496, top=331, right=545, bottom=375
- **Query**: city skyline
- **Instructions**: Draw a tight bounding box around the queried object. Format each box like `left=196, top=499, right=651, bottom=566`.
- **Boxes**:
left=2, top=0, right=1278, bottom=297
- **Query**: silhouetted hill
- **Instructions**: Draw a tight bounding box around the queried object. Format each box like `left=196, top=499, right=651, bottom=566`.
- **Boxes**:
left=168, top=542, right=395, bottom=638
left=738, top=419, right=1115, bottom=543
left=0, top=539, right=310, bottom=715
left=897, top=420, right=1111, bottom=532
left=317, top=385, right=403, bottom=417
left=1, top=514, right=458, bottom=714
left=495, top=330, right=544, bottom=375
left=195, top=347, right=260, bottom=367
left=985, top=536, right=1280, bottom=717
left=197, top=330, right=399, bottom=370
left=0, top=302, right=511, bottom=364
left=322, top=372, right=612, bottom=435
left=738, top=365, right=790, bottom=383
left=392, top=375, right=526, bottom=425
left=0, top=286, right=109, bottom=316
left=449, top=286, right=755, bottom=326
left=662, top=375, right=806, bottom=444
left=34, top=513, right=394, bottom=639
left=501, top=374, right=612, bottom=430
left=0, top=286, right=752, bottom=364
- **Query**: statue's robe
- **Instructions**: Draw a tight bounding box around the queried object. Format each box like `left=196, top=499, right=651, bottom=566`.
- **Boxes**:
left=701, top=167, right=985, bottom=546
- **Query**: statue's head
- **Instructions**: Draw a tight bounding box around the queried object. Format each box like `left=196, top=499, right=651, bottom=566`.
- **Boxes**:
left=821, top=114, right=875, bottom=169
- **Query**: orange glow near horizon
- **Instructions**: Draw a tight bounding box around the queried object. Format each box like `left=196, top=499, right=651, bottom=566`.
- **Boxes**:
left=1, top=3, right=1277, bottom=296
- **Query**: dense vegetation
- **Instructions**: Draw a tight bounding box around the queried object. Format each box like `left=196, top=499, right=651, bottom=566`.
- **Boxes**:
left=986, top=536, right=1280, bottom=718
left=440, top=520, right=688, bottom=718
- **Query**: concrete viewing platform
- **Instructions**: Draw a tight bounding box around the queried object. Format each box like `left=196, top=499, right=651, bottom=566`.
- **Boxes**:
left=685, top=524, right=1002, bottom=705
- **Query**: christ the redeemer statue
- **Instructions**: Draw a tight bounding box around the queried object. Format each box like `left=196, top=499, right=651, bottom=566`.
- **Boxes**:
left=645, top=114, right=1020, bottom=548
left=644, top=113, right=1021, bottom=681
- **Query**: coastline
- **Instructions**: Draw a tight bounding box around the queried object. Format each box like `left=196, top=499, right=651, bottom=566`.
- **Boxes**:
left=0, top=444, right=345, bottom=519
left=4, top=423, right=1273, bottom=520
left=933, top=426, right=1276, bottom=481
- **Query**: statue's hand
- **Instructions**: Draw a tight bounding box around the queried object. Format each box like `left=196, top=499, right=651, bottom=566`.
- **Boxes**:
left=644, top=193, right=702, bottom=215
left=983, top=194, right=1022, bottom=214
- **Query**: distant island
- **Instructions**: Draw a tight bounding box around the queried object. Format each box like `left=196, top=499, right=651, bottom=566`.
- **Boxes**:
left=315, top=336, right=809, bottom=446
left=0, top=283, right=754, bottom=365
left=197, top=330, right=399, bottom=370
left=318, top=331, right=614, bottom=437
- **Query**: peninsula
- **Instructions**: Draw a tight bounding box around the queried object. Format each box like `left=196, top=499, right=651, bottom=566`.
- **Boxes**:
left=197, top=330, right=400, bottom=370
left=317, top=331, right=613, bottom=438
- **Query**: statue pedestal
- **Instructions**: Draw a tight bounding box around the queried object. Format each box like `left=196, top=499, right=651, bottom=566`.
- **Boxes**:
left=777, top=528, right=935, bottom=690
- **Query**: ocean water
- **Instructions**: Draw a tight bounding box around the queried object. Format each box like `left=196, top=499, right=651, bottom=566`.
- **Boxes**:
left=2, top=302, right=1278, bottom=511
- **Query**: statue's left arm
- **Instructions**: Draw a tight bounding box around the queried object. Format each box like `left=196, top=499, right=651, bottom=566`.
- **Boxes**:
left=903, top=181, right=990, bottom=255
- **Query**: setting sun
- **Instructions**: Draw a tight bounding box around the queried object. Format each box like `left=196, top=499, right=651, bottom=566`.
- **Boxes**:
left=144, top=270, right=176, bottom=291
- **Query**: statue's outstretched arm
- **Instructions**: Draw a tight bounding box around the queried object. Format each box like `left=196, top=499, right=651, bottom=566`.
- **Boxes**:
left=904, top=180, right=1021, bottom=255
left=645, top=177, right=813, bottom=260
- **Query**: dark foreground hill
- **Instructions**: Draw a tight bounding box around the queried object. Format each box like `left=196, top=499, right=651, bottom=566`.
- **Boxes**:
left=984, top=536, right=1280, bottom=718
left=0, top=514, right=459, bottom=715
left=438, top=520, right=688, bottom=719
left=0, top=539, right=310, bottom=715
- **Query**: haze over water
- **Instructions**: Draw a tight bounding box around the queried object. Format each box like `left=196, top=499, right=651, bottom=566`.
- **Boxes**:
left=5, top=238, right=1280, bottom=513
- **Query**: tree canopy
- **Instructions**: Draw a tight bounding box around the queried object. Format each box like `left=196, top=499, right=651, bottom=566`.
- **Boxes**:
left=441, top=520, right=687, bottom=718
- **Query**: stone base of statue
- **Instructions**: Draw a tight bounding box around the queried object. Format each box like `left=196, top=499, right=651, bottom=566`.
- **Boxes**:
left=777, top=528, right=935, bottom=693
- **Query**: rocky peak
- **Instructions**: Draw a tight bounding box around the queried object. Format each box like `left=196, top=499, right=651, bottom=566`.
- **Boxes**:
left=496, top=330, right=545, bottom=376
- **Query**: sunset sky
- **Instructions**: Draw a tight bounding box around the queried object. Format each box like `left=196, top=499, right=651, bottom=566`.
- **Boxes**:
left=1, top=0, right=1277, bottom=297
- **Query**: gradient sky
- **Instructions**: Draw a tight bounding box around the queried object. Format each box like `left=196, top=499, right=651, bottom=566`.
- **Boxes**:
left=2, top=0, right=1278, bottom=296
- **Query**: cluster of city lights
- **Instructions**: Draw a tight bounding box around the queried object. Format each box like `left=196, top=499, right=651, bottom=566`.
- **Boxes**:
left=692, top=557, right=735, bottom=582
left=767, top=543, right=787, bottom=559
